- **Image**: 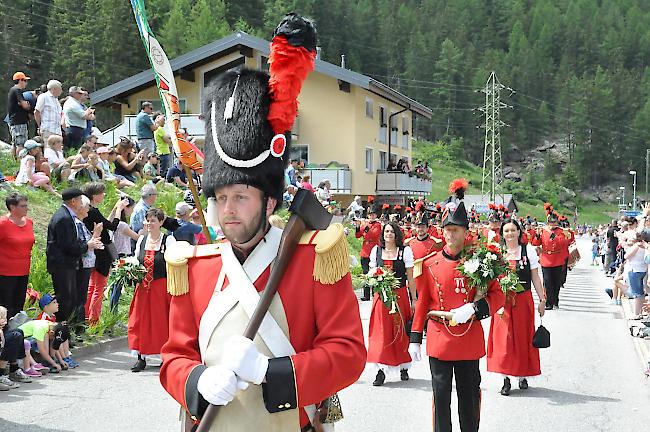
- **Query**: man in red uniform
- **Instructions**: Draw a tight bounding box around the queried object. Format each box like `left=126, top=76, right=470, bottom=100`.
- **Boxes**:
left=355, top=203, right=382, bottom=301
left=531, top=210, right=570, bottom=310
left=409, top=213, right=443, bottom=260
left=408, top=201, right=505, bottom=432
left=160, top=15, right=366, bottom=431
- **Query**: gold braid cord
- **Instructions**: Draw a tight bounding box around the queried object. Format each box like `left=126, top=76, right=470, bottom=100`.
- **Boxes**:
left=300, top=223, right=349, bottom=285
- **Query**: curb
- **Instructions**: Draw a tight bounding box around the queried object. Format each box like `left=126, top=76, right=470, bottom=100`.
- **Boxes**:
left=71, top=335, right=129, bottom=359
left=621, top=298, right=650, bottom=370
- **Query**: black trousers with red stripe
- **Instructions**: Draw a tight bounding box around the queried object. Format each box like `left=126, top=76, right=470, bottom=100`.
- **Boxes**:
left=429, top=357, right=481, bottom=432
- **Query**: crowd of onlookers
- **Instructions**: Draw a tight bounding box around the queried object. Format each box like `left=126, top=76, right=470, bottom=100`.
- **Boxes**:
left=589, top=208, right=650, bottom=375
left=0, top=71, right=212, bottom=391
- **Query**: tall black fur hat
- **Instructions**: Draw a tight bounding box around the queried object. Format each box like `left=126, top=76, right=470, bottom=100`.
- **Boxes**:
left=202, top=13, right=317, bottom=206
left=202, top=70, right=285, bottom=203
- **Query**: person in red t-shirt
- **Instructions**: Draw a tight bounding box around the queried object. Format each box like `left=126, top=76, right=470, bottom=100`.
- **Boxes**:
left=0, top=193, right=35, bottom=319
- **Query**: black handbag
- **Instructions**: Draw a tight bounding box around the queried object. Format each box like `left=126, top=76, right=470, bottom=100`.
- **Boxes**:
left=532, top=321, right=551, bottom=348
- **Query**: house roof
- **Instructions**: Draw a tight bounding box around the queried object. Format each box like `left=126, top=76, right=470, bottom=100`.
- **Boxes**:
left=90, top=32, right=432, bottom=118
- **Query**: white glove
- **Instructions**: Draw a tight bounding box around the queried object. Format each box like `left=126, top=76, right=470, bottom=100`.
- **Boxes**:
left=221, top=335, right=269, bottom=385
left=408, top=343, right=421, bottom=362
left=197, top=365, right=249, bottom=406
left=451, top=303, right=476, bottom=324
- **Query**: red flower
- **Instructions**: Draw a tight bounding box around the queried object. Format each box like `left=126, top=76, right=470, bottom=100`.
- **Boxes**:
left=487, top=244, right=500, bottom=254
left=375, top=267, right=384, bottom=276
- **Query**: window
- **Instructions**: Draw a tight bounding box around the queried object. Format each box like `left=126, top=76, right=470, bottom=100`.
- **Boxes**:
left=365, top=147, right=374, bottom=172
left=378, top=105, right=387, bottom=143
left=402, top=115, right=409, bottom=149
left=365, top=98, right=373, bottom=119
left=379, top=151, right=387, bottom=170
left=390, top=110, right=398, bottom=145
left=290, top=144, right=309, bottom=164
left=138, top=99, right=187, bottom=114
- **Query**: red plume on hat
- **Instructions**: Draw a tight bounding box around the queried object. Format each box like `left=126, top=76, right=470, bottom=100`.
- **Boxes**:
left=367, top=195, right=375, bottom=203
left=382, top=203, right=390, bottom=210
left=498, top=204, right=505, bottom=212
left=448, top=178, right=469, bottom=200
left=394, top=204, right=402, bottom=210
left=435, top=203, right=442, bottom=210
left=268, top=13, right=317, bottom=142
left=488, top=202, right=496, bottom=210
left=544, top=202, right=553, bottom=213
left=405, top=206, right=412, bottom=212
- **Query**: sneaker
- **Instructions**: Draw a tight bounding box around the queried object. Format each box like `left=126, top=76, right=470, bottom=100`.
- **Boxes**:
left=64, top=357, right=79, bottom=369
left=9, top=369, right=33, bottom=383
left=33, top=363, right=49, bottom=373
left=0, top=375, right=20, bottom=389
left=24, top=368, right=42, bottom=378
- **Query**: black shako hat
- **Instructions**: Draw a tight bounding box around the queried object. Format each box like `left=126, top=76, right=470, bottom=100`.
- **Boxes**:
left=441, top=201, right=469, bottom=228
left=416, top=212, right=429, bottom=226
left=61, top=188, right=83, bottom=201
left=202, top=13, right=317, bottom=207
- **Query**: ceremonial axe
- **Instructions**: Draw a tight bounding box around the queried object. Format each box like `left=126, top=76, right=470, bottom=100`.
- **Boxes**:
left=195, top=188, right=332, bottom=432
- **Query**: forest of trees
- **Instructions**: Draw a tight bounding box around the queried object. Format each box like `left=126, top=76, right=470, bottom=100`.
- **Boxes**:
left=3, top=0, right=650, bottom=188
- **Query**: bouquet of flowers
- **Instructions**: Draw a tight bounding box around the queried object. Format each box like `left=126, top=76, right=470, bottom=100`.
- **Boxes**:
left=108, top=256, right=147, bottom=290
left=457, top=236, right=511, bottom=297
left=497, top=271, right=525, bottom=295
left=363, top=267, right=401, bottom=313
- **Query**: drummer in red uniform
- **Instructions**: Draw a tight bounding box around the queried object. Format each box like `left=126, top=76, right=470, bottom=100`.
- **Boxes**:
left=355, top=203, right=383, bottom=301
left=409, top=199, right=505, bottom=432
left=487, top=218, right=546, bottom=396
left=531, top=205, right=571, bottom=310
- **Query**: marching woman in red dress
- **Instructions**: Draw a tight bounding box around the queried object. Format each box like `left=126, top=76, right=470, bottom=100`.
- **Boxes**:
left=487, top=218, right=546, bottom=395
left=367, top=221, right=417, bottom=386
left=128, top=208, right=176, bottom=372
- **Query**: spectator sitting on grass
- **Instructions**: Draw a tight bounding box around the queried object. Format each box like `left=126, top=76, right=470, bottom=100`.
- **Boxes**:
left=143, top=153, right=163, bottom=183
left=15, top=139, right=59, bottom=197
left=96, top=147, right=134, bottom=188
left=165, top=160, right=191, bottom=189
left=36, top=294, right=77, bottom=369
left=114, top=137, right=145, bottom=183
left=67, top=144, right=92, bottom=182
left=0, top=305, right=37, bottom=388
left=44, top=134, right=71, bottom=182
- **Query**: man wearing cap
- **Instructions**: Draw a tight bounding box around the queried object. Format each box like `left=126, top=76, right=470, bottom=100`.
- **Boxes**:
left=63, top=86, right=95, bottom=149
left=172, top=202, right=203, bottom=245
left=135, top=101, right=157, bottom=155
left=160, top=14, right=365, bottom=431
left=355, top=203, right=382, bottom=301
left=409, top=201, right=505, bottom=432
left=408, top=213, right=443, bottom=260
left=46, top=188, right=104, bottom=326
left=6, top=72, right=32, bottom=158
left=35, top=80, right=63, bottom=142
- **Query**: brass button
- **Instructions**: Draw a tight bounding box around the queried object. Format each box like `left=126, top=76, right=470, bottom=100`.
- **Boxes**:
left=278, top=404, right=284, bottom=409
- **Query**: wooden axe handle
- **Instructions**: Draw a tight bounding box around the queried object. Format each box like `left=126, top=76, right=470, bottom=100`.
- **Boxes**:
left=427, top=310, right=454, bottom=320
left=195, top=214, right=307, bottom=432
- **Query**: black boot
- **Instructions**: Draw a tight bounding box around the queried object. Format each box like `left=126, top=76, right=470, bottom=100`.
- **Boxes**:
left=372, top=370, right=385, bottom=386
left=518, top=378, right=528, bottom=390
left=400, top=369, right=409, bottom=381
left=500, top=377, right=511, bottom=396
left=131, top=356, right=146, bottom=373
left=360, top=284, right=371, bottom=301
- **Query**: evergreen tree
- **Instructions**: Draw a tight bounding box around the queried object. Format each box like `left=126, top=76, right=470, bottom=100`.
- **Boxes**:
left=186, top=0, right=231, bottom=50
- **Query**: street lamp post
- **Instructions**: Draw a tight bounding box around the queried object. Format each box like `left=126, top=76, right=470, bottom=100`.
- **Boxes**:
left=630, top=170, right=637, bottom=211
left=620, top=186, right=626, bottom=211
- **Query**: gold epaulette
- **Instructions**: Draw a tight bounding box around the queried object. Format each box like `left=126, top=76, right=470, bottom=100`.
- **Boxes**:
left=413, top=250, right=439, bottom=279
left=165, top=241, right=223, bottom=296
left=298, top=223, right=348, bottom=285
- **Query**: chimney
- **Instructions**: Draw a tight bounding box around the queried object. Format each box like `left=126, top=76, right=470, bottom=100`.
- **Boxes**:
left=341, top=54, right=346, bottom=69
left=316, top=47, right=322, bottom=60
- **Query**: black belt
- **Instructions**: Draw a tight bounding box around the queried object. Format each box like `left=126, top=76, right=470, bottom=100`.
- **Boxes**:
left=301, top=425, right=316, bottom=432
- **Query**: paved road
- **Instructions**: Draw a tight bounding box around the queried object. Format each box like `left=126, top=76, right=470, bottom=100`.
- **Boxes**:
left=3, top=238, right=650, bottom=432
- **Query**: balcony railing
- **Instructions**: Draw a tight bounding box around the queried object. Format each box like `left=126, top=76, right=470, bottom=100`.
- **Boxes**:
left=302, top=167, right=351, bottom=194
left=98, top=114, right=206, bottom=146
left=376, top=171, right=432, bottom=195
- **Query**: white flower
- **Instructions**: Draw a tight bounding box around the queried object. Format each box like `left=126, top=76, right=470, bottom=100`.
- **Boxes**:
left=389, top=301, right=396, bottom=314
left=123, top=256, right=140, bottom=265
left=482, top=270, right=490, bottom=277
left=377, top=276, right=383, bottom=282
left=486, top=252, right=497, bottom=261
left=367, top=278, right=378, bottom=287
left=463, top=258, right=481, bottom=274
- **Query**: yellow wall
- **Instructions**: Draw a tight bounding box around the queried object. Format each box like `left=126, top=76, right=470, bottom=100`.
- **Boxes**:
left=114, top=47, right=414, bottom=197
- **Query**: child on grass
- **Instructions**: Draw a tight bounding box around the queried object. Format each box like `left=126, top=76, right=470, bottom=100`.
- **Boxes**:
left=37, top=294, right=78, bottom=368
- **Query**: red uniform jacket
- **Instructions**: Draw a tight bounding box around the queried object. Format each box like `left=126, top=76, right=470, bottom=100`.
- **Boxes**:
left=411, top=248, right=505, bottom=361
left=160, top=241, right=366, bottom=428
left=530, top=227, right=570, bottom=267
left=355, top=220, right=382, bottom=258
left=409, top=235, right=443, bottom=260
